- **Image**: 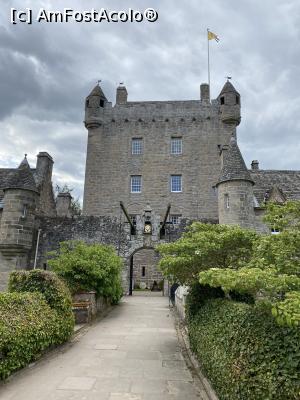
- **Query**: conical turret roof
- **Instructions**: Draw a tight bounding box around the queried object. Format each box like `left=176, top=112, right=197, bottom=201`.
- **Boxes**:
left=217, top=137, right=254, bottom=186
left=87, top=84, right=107, bottom=100
left=3, top=155, right=39, bottom=193
left=219, top=80, right=239, bottom=97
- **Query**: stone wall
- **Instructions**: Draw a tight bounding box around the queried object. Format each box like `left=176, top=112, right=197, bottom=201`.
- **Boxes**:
left=132, top=248, right=162, bottom=289
left=83, top=92, right=234, bottom=221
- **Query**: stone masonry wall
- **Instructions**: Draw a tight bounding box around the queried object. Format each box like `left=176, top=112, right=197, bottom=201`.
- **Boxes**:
left=83, top=98, right=234, bottom=220
left=132, top=248, right=162, bottom=289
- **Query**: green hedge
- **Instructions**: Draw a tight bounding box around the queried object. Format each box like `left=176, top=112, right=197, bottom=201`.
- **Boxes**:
left=9, top=269, right=74, bottom=342
left=188, top=298, right=300, bottom=400
left=0, top=270, right=75, bottom=379
left=0, top=292, right=59, bottom=379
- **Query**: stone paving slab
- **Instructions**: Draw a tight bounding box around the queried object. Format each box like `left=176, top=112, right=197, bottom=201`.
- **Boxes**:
left=0, top=295, right=206, bottom=399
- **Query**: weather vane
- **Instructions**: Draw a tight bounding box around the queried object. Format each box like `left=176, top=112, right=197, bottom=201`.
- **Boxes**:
left=97, top=79, right=101, bottom=85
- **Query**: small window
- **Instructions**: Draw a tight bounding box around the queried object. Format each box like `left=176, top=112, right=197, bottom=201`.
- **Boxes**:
left=171, top=175, right=182, bottom=192
left=21, top=204, right=27, bottom=219
left=220, top=96, right=225, bottom=105
left=86, top=99, right=90, bottom=108
left=132, top=138, right=143, bottom=155
left=236, top=95, right=240, bottom=105
left=224, top=194, right=230, bottom=209
left=171, top=137, right=182, bottom=154
left=170, top=214, right=181, bottom=225
left=142, top=266, right=146, bottom=277
left=131, top=176, right=142, bottom=193
left=100, top=99, right=105, bottom=107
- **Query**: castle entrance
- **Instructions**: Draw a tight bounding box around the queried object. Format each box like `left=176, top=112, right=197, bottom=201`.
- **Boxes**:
left=128, top=247, right=163, bottom=295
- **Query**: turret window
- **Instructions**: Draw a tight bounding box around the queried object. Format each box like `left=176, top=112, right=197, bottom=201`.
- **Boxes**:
left=224, top=194, right=230, bottom=209
left=100, top=99, right=105, bottom=107
left=86, top=99, right=90, bottom=108
left=21, top=204, right=28, bottom=219
left=236, top=95, right=240, bottom=105
left=220, top=96, right=225, bottom=105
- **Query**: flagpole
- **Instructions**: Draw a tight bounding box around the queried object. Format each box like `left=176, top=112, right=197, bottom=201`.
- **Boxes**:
left=207, top=28, right=211, bottom=101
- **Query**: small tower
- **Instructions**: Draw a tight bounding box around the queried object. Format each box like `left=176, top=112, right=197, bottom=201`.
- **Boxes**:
left=218, top=80, right=241, bottom=126
left=0, top=155, right=39, bottom=266
left=84, top=83, right=108, bottom=129
left=216, top=136, right=255, bottom=229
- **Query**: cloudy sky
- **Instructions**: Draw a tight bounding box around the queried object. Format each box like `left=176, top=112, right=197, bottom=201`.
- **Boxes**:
left=0, top=0, right=299, bottom=203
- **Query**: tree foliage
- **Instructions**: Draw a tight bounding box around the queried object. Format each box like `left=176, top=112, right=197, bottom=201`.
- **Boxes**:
left=48, top=241, right=123, bottom=304
left=157, top=222, right=257, bottom=284
left=263, top=200, right=300, bottom=231
left=199, top=201, right=300, bottom=326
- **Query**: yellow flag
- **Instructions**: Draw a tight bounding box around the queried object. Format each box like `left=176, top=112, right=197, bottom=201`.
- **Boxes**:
left=208, top=30, right=220, bottom=42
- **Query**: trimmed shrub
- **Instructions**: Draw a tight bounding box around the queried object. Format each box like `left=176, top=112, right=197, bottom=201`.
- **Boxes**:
left=188, top=298, right=300, bottom=400
left=9, top=270, right=74, bottom=342
left=185, top=282, right=224, bottom=322
left=0, top=292, right=58, bottom=379
left=48, top=241, right=123, bottom=304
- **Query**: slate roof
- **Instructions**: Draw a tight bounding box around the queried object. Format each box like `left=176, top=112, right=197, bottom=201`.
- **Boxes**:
left=217, top=136, right=254, bottom=186
left=249, top=170, right=300, bottom=204
left=219, top=80, right=239, bottom=97
left=88, top=84, right=107, bottom=100
left=0, top=157, right=38, bottom=193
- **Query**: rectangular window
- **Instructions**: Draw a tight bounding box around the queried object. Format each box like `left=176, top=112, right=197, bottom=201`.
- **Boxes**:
left=171, top=175, right=182, bottom=192
left=171, top=137, right=182, bottom=154
left=170, top=214, right=181, bottom=225
left=131, top=176, right=142, bottom=193
left=224, top=194, right=230, bottom=209
left=132, top=138, right=143, bottom=155
left=142, top=266, right=146, bottom=277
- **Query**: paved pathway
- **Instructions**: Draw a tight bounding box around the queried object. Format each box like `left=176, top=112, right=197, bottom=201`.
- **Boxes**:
left=0, top=294, right=206, bottom=400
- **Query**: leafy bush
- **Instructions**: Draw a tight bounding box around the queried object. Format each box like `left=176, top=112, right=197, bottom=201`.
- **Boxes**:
left=9, top=270, right=74, bottom=342
left=0, top=292, right=60, bottom=379
left=48, top=241, right=123, bottom=304
left=185, top=282, right=224, bottom=322
left=188, top=298, right=300, bottom=400
left=158, top=223, right=257, bottom=285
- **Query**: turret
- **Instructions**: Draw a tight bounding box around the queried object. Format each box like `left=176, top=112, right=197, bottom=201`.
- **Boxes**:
left=216, top=137, right=255, bottom=229
left=84, top=83, right=108, bottom=129
left=0, top=155, right=39, bottom=253
left=218, top=80, right=241, bottom=126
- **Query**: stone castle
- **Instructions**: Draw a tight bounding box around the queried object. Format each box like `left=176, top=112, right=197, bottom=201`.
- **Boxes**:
left=0, top=80, right=300, bottom=292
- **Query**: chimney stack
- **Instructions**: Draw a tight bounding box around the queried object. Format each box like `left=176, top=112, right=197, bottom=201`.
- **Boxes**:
left=116, top=85, right=128, bottom=105
left=200, top=83, right=210, bottom=104
left=251, top=160, right=259, bottom=170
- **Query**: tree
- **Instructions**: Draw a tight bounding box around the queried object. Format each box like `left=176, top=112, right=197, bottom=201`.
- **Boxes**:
left=47, top=241, right=123, bottom=304
left=263, top=200, right=300, bottom=231
left=157, top=223, right=258, bottom=285
left=199, top=201, right=300, bottom=326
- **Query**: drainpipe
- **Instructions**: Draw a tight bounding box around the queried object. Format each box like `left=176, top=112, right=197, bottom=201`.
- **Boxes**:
left=33, top=229, right=42, bottom=269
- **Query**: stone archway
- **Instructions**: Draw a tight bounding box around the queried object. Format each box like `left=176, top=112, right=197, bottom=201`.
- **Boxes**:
left=128, top=246, right=163, bottom=295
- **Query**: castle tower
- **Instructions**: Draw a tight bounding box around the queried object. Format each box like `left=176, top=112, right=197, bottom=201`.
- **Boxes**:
left=83, top=83, right=110, bottom=214
left=218, top=80, right=241, bottom=137
left=216, top=136, right=255, bottom=229
left=0, top=155, right=39, bottom=273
